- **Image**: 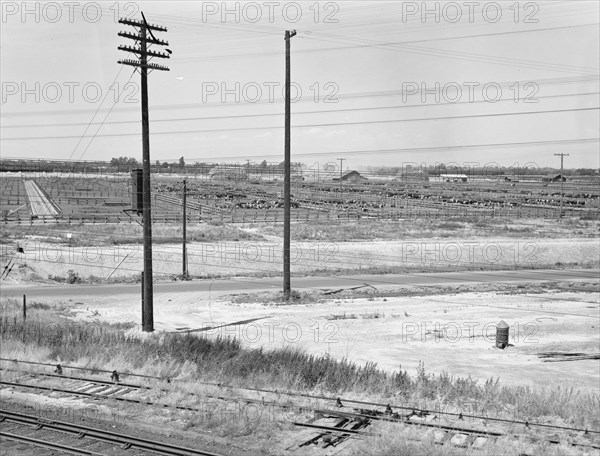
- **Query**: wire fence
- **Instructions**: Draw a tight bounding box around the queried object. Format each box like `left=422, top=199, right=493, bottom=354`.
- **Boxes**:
left=1, top=171, right=598, bottom=225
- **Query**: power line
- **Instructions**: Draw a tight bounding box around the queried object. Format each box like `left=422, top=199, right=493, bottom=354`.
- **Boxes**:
left=3, top=75, right=597, bottom=118
left=65, top=66, right=126, bottom=162
left=3, top=107, right=597, bottom=141
left=74, top=70, right=137, bottom=162
left=176, top=23, right=600, bottom=63
left=300, top=29, right=600, bottom=76
left=176, top=138, right=600, bottom=161
left=3, top=92, right=599, bottom=130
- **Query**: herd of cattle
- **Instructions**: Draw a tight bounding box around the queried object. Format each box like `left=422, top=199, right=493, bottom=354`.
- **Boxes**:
left=153, top=179, right=598, bottom=216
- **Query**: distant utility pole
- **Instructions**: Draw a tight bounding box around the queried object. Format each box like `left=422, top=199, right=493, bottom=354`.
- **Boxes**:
left=554, top=153, right=569, bottom=218
left=337, top=158, right=345, bottom=194
left=182, top=179, right=188, bottom=278
left=283, top=29, right=296, bottom=301
left=118, top=13, right=170, bottom=332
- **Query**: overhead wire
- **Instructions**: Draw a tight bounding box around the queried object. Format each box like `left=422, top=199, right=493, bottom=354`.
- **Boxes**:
left=3, top=106, right=598, bottom=141
left=3, top=75, right=597, bottom=118
left=299, top=31, right=600, bottom=76
left=2, top=91, right=599, bottom=130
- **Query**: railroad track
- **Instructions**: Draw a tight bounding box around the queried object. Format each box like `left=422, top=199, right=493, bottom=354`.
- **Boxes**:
left=0, top=409, right=223, bottom=455
left=2, top=360, right=599, bottom=454
left=289, top=402, right=600, bottom=453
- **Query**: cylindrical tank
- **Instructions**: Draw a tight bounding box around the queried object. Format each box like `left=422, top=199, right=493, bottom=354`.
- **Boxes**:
left=496, top=320, right=509, bottom=349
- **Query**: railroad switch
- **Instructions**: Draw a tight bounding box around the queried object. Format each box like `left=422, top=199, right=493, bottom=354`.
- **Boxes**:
left=322, top=435, right=334, bottom=444
left=111, top=370, right=120, bottom=383
left=336, top=397, right=343, bottom=408
left=54, top=364, right=63, bottom=375
left=385, top=404, right=393, bottom=415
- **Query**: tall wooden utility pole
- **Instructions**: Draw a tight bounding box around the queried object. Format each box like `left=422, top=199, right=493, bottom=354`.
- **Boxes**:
left=554, top=153, right=569, bottom=218
left=283, top=30, right=296, bottom=301
left=182, top=179, right=188, bottom=278
left=118, top=14, right=170, bottom=332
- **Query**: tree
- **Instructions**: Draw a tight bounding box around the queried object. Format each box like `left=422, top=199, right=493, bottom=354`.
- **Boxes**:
left=110, top=156, right=138, bottom=166
left=179, top=156, right=185, bottom=167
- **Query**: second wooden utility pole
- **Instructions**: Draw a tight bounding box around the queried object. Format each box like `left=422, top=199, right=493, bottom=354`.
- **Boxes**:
left=283, top=29, right=296, bottom=301
left=182, top=179, right=188, bottom=278
left=338, top=157, right=345, bottom=194
left=554, top=153, right=569, bottom=218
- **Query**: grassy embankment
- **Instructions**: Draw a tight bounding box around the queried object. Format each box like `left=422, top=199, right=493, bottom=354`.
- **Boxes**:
left=0, top=298, right=597, bottom=455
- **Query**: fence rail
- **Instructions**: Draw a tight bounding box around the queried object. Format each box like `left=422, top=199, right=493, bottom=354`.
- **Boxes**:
left=2, top=205, right=596, bottom=226
left=2, top=173, right=598, bottom=226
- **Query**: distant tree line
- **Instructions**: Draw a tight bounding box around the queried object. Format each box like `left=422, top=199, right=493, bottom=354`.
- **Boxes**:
left=0, top=158, right=596, bottom=176
left=367, top=165, right=599, bottom=176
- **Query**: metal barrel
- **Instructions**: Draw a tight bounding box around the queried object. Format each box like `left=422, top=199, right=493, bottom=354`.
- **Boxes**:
left=496, top=320, right=509, bottom=349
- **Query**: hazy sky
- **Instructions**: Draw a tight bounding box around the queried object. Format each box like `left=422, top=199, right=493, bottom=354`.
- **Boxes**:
left=1, top=1, right=599, bottom=171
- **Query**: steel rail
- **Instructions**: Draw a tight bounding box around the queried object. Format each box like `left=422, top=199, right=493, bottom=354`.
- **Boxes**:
left=2, top=374, right=599, bottom=451
left=317, top=409, right=505, bottom=436
left=0, top=380, right=203, bottom=412
left=313, top=407, right=600, bottom=450
left=0, top=431, right=106, bottom=455
left=0, top=367, right=152, bottom=390
left=0, top=373, right=555, bottom=440
left=293, top=421, right=375, bottom=436
left=0, top=409, right=224, bottom=456
left=295, top=417, right=600, bottom=451
left=0, top=376, right=316, bottom=419
left=2, top=358, right=598, bottom=436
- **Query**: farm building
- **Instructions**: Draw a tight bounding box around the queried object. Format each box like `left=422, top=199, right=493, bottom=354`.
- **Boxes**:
left=542, top=174, right=567, bottom=182
left=333, top=170, right=368, bottom=182
left=432, top=174, right=468, bottom=183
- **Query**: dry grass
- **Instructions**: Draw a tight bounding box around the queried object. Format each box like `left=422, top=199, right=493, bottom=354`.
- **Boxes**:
left=1, top=297, right=598, bottom=435
left=349, top=422, right=588, bottom=456
left=228, top=290, right=325, bottom=305
left=0, top=221, right=265, bottom=247
left=256, top=217, right=600, bottom=241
